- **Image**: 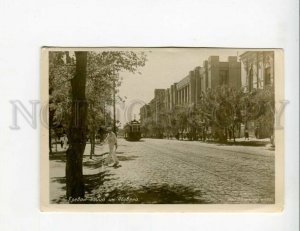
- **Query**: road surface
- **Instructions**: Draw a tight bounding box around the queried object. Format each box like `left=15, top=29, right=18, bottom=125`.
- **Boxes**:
left=81, top=138, right=274, bottom=204
left=50, top=138, right=275, bottom=204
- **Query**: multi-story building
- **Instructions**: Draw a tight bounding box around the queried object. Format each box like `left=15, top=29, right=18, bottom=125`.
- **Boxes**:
left=140, top=89, right=165, bottom=137
left=167, top=56, right=241, bottom=109
left=175, top=67, right=202, bottom=107
left=200, top=56, right=241, bottom=91
left=140, top=55, right=242, bottom=138
left=240, top=51, right=274, bottom=91
left=239, top=51, right=275, bottom=138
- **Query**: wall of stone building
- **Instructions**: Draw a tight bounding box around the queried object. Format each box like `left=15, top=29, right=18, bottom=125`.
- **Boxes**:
left=139, top=105, right=145, bottom=123
left=262, top=51, right=275, bottom=87
left=228, top=56, right=241, bottom=89
left=170, top=83, right=177, bottom=109
left=140, top=104, right=151, bottom=124
left=204, top=61, right=209, bottom=90
left=240, top=51, right=274, bottom=91
left=194, top=67, right=201, bottom=105
left=176, top=75, right=191, bottom=105
left=219, top=62, right=229, bottom=86
left=164, top=88, right=170, bottom=110
left=241, top=61, right=248, bottom=90
left=189, top=71, right=196, bottom=104
left=200, top=67, right=206, bottom=93
left=208, top=56, right=219, bottom=89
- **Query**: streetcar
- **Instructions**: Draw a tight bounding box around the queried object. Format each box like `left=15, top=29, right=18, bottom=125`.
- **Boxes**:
left=124, top=120, right=141, bottom=141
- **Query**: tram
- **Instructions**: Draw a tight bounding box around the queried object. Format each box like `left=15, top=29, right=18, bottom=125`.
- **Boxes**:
left=124, top=120, right=141, bottom=141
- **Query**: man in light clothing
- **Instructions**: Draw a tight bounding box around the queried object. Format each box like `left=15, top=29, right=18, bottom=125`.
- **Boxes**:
left=103, top=127, right=119, bottom=167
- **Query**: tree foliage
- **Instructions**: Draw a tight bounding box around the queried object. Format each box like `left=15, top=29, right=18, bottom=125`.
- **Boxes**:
left=141, top=85, right=275, bottom=142
left=49, top=50, right=147, bottom=143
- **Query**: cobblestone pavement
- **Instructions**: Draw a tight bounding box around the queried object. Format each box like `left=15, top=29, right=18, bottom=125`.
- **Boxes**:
left=50, top=138, right=275, bottom=204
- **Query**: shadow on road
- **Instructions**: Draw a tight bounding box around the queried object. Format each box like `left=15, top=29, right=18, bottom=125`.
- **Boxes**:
left=49, top=152, right=66, bottom=162
left=84, top=171, right=116, bottom=194
left=91, top=183, right=210, bottom=204
left=51, top=170, right=117, bottom=204
left=83, top=159, right=105, bottom=169
left=117, top=155, right=139, bottom=162
left=214, top=140, right=270, bottom=147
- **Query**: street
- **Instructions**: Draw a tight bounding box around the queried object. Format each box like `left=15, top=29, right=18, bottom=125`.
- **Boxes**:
left=50, top=138, right=275, bottom=204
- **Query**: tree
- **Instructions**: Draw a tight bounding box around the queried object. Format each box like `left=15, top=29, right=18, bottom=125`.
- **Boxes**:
left=66, top=51, right=88, bottom=199
left=213, top=87, right=244, bottom=142
left=66, top=51, right=147, bottom=200
left=85, top=51, right=147, bottom=157
left=248, top=86, right=275, bottom=140
left=49, top=51, right=73, bottom=154
left=171, top=105, right=189, bottom=140
left=196, top=87, right=244, bottom=142
left=49, top=51, right=147, bottom=200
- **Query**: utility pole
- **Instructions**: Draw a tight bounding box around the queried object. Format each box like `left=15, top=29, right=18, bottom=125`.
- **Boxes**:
left=113, top=77, right=116, bottom=134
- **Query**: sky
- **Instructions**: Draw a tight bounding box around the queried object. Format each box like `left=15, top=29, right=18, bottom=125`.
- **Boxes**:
left=115, top=48, right=246, bottom=126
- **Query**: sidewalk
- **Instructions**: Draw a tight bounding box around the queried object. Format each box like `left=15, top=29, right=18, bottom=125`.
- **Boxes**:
left=50, top=143, right=113, bottom=203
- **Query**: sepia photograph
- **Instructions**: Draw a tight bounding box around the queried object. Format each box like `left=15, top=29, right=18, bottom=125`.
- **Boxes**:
left=41, top=48, right=284, bottom=211
left=0, top=0, right=298, bottom=229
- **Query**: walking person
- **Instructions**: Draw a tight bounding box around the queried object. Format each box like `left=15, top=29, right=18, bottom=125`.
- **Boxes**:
left=59, top=136, right=63, bottom=149
left=103, top=127, right=120, bottom=167
left=62, top=134, right=68, bottom=149
left=244, top=127, right=249, bottom=141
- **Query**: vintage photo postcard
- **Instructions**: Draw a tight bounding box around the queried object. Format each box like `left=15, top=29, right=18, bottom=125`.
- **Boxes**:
left=40, top=48, right=284, bottom=212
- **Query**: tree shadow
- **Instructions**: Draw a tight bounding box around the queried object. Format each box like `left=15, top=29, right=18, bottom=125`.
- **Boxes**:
left=51, top=175, right=210, bottom=204
left=51, top=170, right=117, bottom=204
left=84, top=171, right=116, bottom=194
left=90, top=183, right=210, bottom=204
left=118, top=144, right=128, bottom=147
left=49, top=152, right=66, bottom=162
left=117, top=155, right=139, bottom=162
left=83, top=159, right=105, bottom=169
left=209, top=140, right=270, bottom=147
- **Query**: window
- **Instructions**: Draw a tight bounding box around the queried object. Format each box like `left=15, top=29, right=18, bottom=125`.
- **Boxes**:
left=249, top=68, right=253, bottom=91
left=264, top=67, right=271, bottom=86
left=132, top=125, right=139, bottom=132
left=219, top=70, right=229, bottom=85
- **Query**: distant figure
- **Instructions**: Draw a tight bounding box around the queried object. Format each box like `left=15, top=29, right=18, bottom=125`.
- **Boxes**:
left=62, top=134, right=68, bottom=149
left=103, top=127, right=119, bottom=167
left=228, top=129, right=232, bottom=140
left=59, top=136, right=63, bottom=148
left=244, top=128, right=249, bottom=140
left=255, top=126, right=259, bottom=138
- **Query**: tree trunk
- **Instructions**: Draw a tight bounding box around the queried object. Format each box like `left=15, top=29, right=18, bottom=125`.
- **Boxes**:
left=66, top=52, right=88, bottom=200
left=49, top=120, right=53, bottom=155
left=49, top=93, right=55, bottom=155
left=233, top=126, right=236, bottom=143
left=55, top=137, right=58, bottom=152
left=49, top=129, right=53, bottom=155
left=90, top=131, right=95, bottom=159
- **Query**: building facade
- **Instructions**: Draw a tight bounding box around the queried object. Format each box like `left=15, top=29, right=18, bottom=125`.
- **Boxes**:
left=240, top=51, right=274, bottom=91
left=140, top=55, right=242, bottom=139
left=204, top=56, right=241, bottom=90
left=239, top=51, right=275, bottom=138
left=140, top=89, right=166, bottom=138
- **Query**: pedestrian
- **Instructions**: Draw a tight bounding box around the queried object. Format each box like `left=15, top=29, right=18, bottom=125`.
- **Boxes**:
left=255, top=126, right=259, bottom=138
left=244, top=128, right=249, bottom=140
left=103, top=127, right=120, bottom=167
left=62, top=134, right=68, bottom=149
left=228, top=129, right=232, bottom=140
left=59, top=136, right=63, bottom=148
